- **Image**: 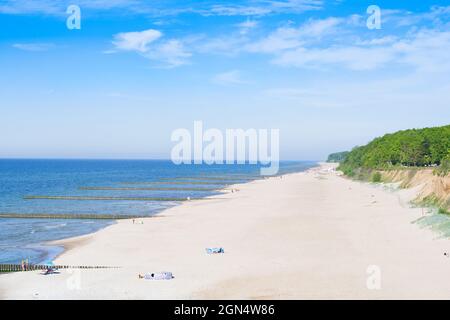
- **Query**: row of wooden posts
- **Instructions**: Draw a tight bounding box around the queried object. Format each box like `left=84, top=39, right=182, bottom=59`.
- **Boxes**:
left=0, top=213, right=149, bottom=220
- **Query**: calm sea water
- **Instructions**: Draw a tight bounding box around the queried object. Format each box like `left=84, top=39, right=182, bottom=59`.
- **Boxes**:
left=0, top=159, right=316, bottom=264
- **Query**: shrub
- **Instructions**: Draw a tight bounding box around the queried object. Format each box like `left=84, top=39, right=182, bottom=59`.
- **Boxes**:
left=371, top=172, right=382, bottom=183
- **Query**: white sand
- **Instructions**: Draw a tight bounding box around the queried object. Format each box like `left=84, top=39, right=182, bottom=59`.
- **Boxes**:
left=2, top=163, right=450, bottom=299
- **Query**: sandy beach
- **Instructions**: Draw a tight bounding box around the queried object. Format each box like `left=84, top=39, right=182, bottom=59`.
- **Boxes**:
left=2, top=163, right=450, bottom=299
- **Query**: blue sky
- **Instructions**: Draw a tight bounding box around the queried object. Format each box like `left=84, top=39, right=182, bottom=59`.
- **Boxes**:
left=1, top=0, right=449, bottom=160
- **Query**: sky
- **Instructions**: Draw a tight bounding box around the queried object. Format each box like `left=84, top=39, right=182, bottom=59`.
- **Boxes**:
left=0, top=0, right=449, bottom=160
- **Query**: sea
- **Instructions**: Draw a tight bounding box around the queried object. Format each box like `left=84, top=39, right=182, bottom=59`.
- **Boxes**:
left=0, top=159, right=316, bottom=264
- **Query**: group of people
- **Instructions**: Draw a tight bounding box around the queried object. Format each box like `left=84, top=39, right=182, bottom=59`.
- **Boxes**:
left=21, top=259, right=29, bottom=271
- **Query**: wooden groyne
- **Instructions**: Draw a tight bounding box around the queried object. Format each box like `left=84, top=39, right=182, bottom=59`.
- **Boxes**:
left=160, top=177, right=257, bottom=182
left=0, top=213, right=149, bottom=220
left=0, top=264, right=120, bottom=273
left=24, top=195, right=206, bottom=201
left=79, top=186, right=222, bottom=191
left=200, top=174, right=262, bottom=179
left=120, top=181, right=234, bottom=185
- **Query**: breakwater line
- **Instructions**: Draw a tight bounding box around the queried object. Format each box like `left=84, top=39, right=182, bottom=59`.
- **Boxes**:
left=78, top=186, right=225, bottom=191
left=0, top=264, right=120, bottom=273
left=159, top=177, right=258, bottom=182
left=119, top=181, right=235, bottom=185
left=23, top=195, right=208, bottom=201
left=0, top=213, right=150, bottom=220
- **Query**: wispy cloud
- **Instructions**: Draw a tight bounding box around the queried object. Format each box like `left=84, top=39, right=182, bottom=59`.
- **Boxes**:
left=0, top=0, right=61, bottom=15
left=236, top=19, right=259, bottom=35
left=0, top=0, right=139, bottom=15
left=213, top=70, right=249, bottom=85
left=143, top=39, right=191, bottom=68
left=272, top=28, right=450, bottom=71
left=195, top=7, right=450, bottom=72
left=245, top=17, right=343, bottom=54
left=12, top=43, right=53, bottom=51
left=382, top=5, right=450, bottom=27
left=111, top=29, right=191, bottom=68
left=103, top=4, right=450, bottom=73
left=182, top=0, right=323, bottom=17
left=112, top=29, right=162, bottom=53
left=0, top=0, right=323, bottom=16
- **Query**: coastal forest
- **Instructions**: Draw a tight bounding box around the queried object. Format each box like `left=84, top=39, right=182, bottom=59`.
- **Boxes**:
left=327, top=151, right=349, bottom=163
left=335, top=125, right=450, bottom=177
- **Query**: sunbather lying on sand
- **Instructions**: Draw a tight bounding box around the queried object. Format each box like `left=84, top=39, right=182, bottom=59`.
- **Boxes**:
left=206, top=247, right=224, bottom=254
left=138, top=272, right=173, bottom=280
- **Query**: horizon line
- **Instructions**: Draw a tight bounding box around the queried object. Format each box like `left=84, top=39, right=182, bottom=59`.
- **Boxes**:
left=0, top=157, right=320, bottom=162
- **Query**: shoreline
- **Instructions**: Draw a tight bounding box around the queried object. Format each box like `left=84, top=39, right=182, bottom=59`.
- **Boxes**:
left=3, top=163, right=450, bottom=299
left=46, top=172, right=285, bottom=262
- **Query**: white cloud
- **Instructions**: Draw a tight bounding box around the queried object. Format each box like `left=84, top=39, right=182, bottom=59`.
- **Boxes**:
left=382, top=6, right=450, bottom=27
left=213, top=70, right=248, bottom=85
left=271, top=28, right=450, bottom=71
left=112, top=29, right=162, bottom=53
left=237, top=19, right=259, bottom=35
left=245, top=26, right=304, bottom=53
left=144, top=39, right=191, bottom=68
left=205, top=5, right=271, bottom=16
left=298, top=17, right=342, bottom=37
left=104, top=5, right=450, bottom=72
left=237, top=19, right=258, bottom=29
left=0, top=0, right=138, bottom=15
left=0, top=0, right=61, bottom=15
left=357, top=36, right=398, bottom=46
left=273, top=45, right=395, bottom=70
left=77, top=0, right=139, bottom=10
left=0, top=0, right=323, bottom=16
left=244, top=17, right=342, bottom=54
left=112, top=29, right=191, bottom=67
left=393, top=29, right=450, bottom=72
left=200, top=0, right=322, bottom=16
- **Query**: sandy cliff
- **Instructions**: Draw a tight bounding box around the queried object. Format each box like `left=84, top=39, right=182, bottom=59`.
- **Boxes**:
left=381, top=169, right=450, bottom=211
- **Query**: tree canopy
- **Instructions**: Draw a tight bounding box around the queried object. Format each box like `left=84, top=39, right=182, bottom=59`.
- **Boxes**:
left=336, top=125, right=450, bottom=175
left=327, top=151, right=349, bottom=163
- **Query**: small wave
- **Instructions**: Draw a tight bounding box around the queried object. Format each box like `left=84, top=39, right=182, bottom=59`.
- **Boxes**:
left=44, top=223, right=67, bottom=230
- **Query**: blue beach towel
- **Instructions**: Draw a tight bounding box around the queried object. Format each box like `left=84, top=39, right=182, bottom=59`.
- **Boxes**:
left=143, top=272, right=173, bottom=280
left=206, top=247, right=224, bottom=254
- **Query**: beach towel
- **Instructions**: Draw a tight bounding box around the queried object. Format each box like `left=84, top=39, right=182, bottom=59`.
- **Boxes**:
left=143, top=272, right=173, bottom=280
left=206, top=247, right=224, bottom=254
left=41, top=268, right=59, bottom=275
